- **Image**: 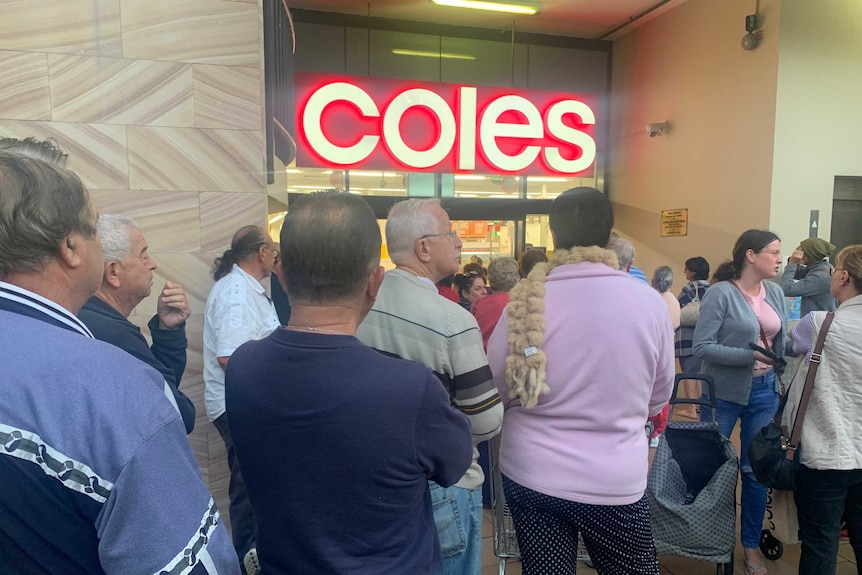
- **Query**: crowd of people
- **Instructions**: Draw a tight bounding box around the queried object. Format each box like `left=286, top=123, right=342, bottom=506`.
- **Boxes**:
left=2, top=136, right=861, bottom=575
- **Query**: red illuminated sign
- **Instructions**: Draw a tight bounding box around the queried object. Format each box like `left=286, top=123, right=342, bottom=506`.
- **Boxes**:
left=295, top=73, right=597, bottom=177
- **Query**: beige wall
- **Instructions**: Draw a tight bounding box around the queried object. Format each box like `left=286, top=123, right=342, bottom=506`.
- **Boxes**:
left=769, top=0, right=862, bottom=247
left=609, top=0, right=781, bottom=291
left=0, top=0, right=268, bottom=531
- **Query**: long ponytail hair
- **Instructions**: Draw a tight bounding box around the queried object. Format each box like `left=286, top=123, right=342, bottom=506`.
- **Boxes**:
left=213, top=225, right=268, bottom=281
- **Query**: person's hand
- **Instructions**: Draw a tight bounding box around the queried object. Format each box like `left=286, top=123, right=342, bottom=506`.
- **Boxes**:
left=788, top=246, right=804, bottom=265
left=753, top=350, right=776, bottom=365
left=157, top=281, right=191, bottom=329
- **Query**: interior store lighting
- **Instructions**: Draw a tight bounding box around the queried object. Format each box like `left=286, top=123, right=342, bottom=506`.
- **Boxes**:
left=430, top=0, right=539, bottom=16
left=527, top=176, right=569, bottom=182
left=391, top=49, right=476, bottom=60
left=284, top=168, right=303, bottom=174
left=348, top=170, right=401, bottom=177
left=268, top=213, right=285, bottom=225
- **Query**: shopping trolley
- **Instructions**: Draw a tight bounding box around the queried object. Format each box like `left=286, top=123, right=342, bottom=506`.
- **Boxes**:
left=647, top=373, right=738, bottom=575
left=488, top=435, right=591, bottom=574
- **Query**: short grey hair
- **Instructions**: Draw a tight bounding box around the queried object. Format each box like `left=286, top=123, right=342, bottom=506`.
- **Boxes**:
left=608, top=236, right=635, bottom=269
left=488, top=257, right=520, bottom=293
left=97, top=214, right=139, bottom=263
left=0, top=151, right=96, bottom=275
left=652, top=265, right=674, bottom=293
left=385, top=198, right=443, bottom=260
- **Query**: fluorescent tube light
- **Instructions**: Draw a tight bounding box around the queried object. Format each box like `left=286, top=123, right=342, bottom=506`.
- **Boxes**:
left=268, top=213, right=285, bottom=225
left=430, top=0, right=538, bottom=16
left=348, top=170, right=401, bottom=177
left=392, top=49, right=476, bottom=60
left=526, top=176, right=569, bottom=182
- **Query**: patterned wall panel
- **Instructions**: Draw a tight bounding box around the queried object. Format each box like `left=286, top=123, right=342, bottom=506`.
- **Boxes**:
left=0, top=51, right=51, bottom=120
left=49, top=56, right=194, bottom=126
left=199, top=193, right=268, bottom=253
left=0, top=120, right=128, bottom=189
left=193, top=64, right=263, bottom=131
left=0, top=0, right=267, bottom=536
left=121, top=0, right=260, bottom=67
left=128, top=126, right=265, bottom=192
left=88, top=190, right=201, bottom=253
left=0, top=0, right=122, bottom=57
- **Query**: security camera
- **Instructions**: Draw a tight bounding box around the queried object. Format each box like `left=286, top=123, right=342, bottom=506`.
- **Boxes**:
left=645, top=122, right=670, bottom=137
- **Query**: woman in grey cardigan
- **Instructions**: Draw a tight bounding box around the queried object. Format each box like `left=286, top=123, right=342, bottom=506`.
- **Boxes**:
left=693, top=230, right=787, bottom=575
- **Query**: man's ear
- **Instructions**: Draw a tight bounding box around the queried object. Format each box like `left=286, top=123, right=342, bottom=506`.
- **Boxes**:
left=367, top=265, right=385, bottom=301
left=104, top=261, right=121, bottom=288
left=57, top=232, right=83, bottom=269
left=415, top=238, right=432, bottom=263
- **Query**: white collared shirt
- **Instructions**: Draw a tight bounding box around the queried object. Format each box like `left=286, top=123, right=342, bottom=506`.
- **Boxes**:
left=203, top=264, right=280, bottom=421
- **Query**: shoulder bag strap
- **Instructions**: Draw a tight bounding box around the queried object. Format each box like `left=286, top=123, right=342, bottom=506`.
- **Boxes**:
left=730, top=280, right=771, bottom=352
left=784, top=312, right=835, bottom=457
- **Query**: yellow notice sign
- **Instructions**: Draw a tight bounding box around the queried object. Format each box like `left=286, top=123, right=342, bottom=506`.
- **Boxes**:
left=661, top=209, right=688, bottom=237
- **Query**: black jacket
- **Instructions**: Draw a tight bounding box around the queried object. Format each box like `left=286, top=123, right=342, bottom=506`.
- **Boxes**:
left=78, top=296, right=196, bottom=433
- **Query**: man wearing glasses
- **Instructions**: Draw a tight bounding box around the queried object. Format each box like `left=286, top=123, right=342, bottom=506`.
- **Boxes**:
left=203, top=225, right=281, bottom=575
left=357, top=198, right=503, bottom=575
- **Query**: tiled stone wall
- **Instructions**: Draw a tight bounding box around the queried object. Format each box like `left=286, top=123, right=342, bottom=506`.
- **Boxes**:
left=0, top=0, right=269, bottom=532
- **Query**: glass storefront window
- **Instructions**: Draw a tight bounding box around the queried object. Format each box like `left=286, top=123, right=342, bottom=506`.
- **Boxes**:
left=285, top=165, right=408, bottom=196
left=455, top=220, right=514, bottom=260
left=524, top=175, right=597, bottom=199
left=525, top=214, right=552, bottom=253
left=447, top=174, right=520, bottom=199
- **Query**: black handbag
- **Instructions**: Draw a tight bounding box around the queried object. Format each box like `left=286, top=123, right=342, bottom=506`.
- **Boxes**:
left=748, top=312, right=834, bottom=491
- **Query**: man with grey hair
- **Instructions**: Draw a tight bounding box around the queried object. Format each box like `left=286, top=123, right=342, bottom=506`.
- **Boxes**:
left=78, top=214, right=196, bottom=433
left=0, top=136, right=69, bottom=165
left=357, top=198, right=503, bottom=575
left=609, top=233, right=649, bottom=284
left=0, top=149, right=239, bottom=574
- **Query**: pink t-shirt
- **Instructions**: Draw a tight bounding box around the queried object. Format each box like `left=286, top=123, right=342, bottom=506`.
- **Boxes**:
left=737, top=282, right=782, bottom=370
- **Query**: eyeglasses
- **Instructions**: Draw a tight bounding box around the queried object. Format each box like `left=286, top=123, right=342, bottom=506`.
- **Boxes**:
left=830, top=266, right=844, bottom=276
left=420, top=231, right=458, bottom=241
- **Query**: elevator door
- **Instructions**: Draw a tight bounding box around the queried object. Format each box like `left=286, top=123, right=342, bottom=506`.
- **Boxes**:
left=831, top=177, right=862, bottom=258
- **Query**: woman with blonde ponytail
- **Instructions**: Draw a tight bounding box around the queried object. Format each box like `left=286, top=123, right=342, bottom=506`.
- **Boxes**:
left=487, top=187, right=675, bottom=575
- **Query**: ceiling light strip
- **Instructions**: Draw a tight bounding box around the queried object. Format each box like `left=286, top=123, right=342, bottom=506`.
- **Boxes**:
left=430, top=0, right=538, bottom=16
left=391, top=49, right=476, bottom=60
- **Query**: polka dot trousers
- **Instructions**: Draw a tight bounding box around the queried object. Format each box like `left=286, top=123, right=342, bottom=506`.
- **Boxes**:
left=502, top=475, right=659, bottom=575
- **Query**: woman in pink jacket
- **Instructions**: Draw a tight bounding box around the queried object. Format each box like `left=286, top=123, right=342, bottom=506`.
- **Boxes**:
left=487, top=187, right=675, bottom=575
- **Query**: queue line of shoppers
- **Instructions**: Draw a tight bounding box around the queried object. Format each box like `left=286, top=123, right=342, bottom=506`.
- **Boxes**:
left=3, top=132, right=857, bottom=575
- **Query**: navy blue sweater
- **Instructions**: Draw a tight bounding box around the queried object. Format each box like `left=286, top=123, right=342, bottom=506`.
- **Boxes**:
left=78, top=296, right=196, bottom=433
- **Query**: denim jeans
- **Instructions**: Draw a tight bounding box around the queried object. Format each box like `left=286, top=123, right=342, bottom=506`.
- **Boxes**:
left=795, top=465, right=862, bottom=575
left=429, top=482, right=483, bottom=575
left=701, top=370, right=779, bottom=549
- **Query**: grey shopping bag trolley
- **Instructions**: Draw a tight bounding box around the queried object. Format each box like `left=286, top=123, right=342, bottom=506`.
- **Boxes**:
left=647, top=373, right=738, bottom=575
